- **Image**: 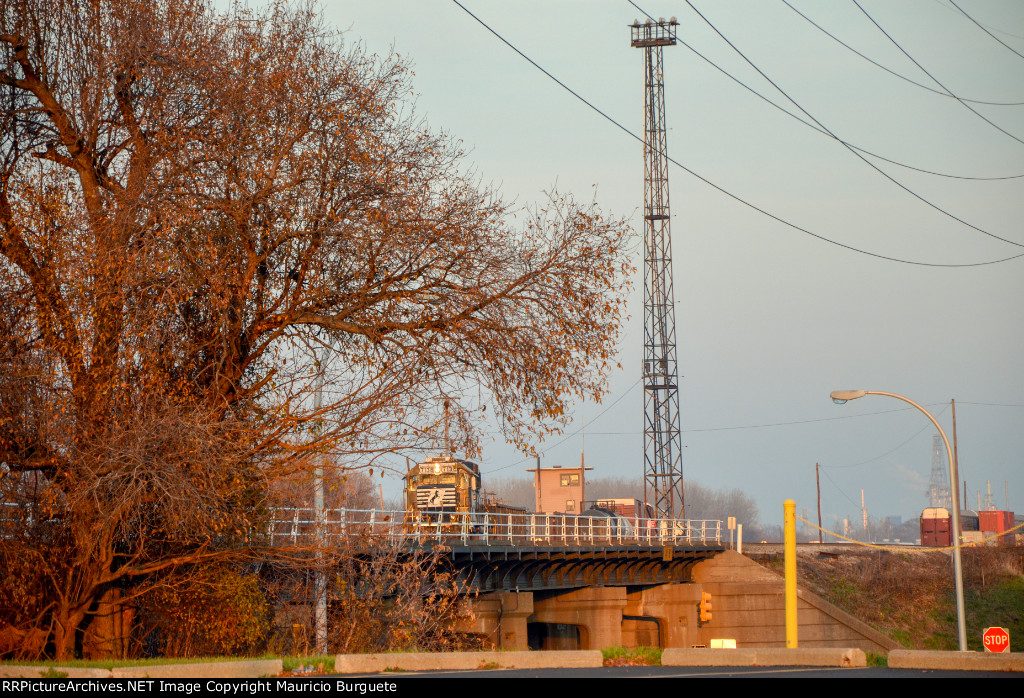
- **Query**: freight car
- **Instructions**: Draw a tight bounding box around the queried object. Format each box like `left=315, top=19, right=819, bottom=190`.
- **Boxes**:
left=578, top=505, right=635, bottom=538
left=920, top=507, right=981, bottom=547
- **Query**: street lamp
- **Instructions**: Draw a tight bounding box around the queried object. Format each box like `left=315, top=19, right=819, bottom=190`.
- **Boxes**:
left=829, top=390, right=967, bottom=652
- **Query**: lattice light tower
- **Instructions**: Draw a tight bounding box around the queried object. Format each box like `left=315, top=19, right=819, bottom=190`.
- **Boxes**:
left=631, top=18, right=684, bottom=519
left=927, top=433, right=952, bottom=509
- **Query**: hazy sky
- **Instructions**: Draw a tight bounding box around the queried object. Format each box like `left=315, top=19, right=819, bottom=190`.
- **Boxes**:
left=321, top=1, right=1024, bottom=529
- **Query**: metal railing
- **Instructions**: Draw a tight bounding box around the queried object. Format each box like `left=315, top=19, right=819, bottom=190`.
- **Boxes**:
left=1, top=501, right=722, bottom=548
left=267, top=507, right=722, bottom=548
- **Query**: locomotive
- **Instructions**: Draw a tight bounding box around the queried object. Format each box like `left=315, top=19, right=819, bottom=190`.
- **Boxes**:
left=404, top=454, right=481, bottom=516
left=403, top=454, right=525, bottom=526
left=403, top=454, right=662, bottom=544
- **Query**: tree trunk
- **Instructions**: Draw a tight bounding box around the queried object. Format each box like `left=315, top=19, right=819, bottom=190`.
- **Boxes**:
left=52, top=607, right=86, bottom=661
left=84, top=588, right=131, bottom=659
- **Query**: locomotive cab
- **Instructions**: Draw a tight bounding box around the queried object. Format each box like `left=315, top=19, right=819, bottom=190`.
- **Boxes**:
left=404, top=454, right=480, bottom=527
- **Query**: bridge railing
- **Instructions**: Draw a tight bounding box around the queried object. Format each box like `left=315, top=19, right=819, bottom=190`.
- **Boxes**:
left=267, top=507, right=722, bottom=548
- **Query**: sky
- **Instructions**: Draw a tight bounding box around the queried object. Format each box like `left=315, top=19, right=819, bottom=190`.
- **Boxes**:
left=318, top=0, right=1024, bottom=530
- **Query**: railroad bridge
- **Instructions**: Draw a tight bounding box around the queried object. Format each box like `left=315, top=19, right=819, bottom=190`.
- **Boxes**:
left=271, top=508, right=898, bottom=653
left=433, top=539, right=726, bottom=652
left=445, top=542, right=720, bottom=592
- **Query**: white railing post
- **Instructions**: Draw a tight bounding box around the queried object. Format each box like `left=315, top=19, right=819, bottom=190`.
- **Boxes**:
left=266, top=505, right=725, bottom=556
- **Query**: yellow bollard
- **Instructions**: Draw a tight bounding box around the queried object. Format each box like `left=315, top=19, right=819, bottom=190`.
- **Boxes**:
left=784, top=499, right=797, bottom=648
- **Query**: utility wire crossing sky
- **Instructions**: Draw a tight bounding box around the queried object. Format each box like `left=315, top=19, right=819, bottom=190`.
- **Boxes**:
left=328, top=1, right=1023, bottom=525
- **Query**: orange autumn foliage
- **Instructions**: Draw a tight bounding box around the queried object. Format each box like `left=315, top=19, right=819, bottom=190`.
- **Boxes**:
left=0, top=0, right=633, bottom=659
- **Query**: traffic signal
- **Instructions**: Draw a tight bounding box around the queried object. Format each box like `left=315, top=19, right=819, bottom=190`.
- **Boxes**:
left=699, top=591, right=712, bottom=624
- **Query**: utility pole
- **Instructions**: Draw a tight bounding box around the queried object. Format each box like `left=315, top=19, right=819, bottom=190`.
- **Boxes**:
left=312, top=342, right=329, bottom=654
left=816, top=463, right=822, bottom=544
left=631, top=17, right=684, bottom=519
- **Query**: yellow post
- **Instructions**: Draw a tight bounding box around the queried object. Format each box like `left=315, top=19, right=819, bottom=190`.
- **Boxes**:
left=784, top=498, right=797, bottom=648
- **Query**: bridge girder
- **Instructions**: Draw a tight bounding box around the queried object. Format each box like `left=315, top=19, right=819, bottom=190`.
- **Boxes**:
left=437, top=544, right=723, bottom=593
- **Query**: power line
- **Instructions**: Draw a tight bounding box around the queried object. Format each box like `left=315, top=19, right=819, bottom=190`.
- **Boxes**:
left=815, top=463, right=864, bottom=512
left=821, top=407, right=947, bottom=470
left=480, top=402, right=964, bottom=439
left=782, top=0, right=1024, bottom=106
left=947, top=0, right=1024, bottom=62
left=680, top=0, right=1024, bottom=250
left=955, top=401, right=1024, bottom=408
left=676, top=14, right=1024, bottom=181
left=853, top=0, right=1024, bottom=148
left=682, top=405, right=927, bottom=432
left=465, top=399, right=1019, bottom=439
left=931, top=0, right=1024, bottom=42
left=450, top=0, right=1024, bottom=267
left=487, top=377, right=644, bottom=474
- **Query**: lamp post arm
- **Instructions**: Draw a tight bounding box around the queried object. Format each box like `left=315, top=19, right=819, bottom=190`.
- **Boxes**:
left=863, top=392, right=952, bottom=456
left=862, top=391, right=967, bottom=652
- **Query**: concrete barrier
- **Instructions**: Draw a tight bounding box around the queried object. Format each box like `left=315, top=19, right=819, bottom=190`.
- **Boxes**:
left=334, top=650, right=604, bottom=674
left=0, top=659, right=283, bottom=679
left=0, top=666, right=112, bottom=678
left=662, top=647, right=866, bottom=667
left=888, top=650, right=1024, bottom=672
left=112, top=659, right=283, bottom=678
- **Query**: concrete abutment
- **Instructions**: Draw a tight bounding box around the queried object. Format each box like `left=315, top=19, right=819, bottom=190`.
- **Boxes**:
left=458, top=551, right=900, bottom=653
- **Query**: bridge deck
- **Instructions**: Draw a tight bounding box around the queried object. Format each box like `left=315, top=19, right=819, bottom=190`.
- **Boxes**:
left=264, top=508, right=726, bottom=592
left=426, top=541, right=726, bottom=592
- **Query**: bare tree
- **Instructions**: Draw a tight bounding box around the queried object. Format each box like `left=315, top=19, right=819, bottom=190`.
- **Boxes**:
left=0, top=0, right=633, bottom=658
left=272, top=460, right=379, bottom=511
left=487, top=475, right=762, bottom=534
left=585, top=476, right=646, bottom=503
left=684, top=481, right=760, bottom=528
left=483, top=477, right=536, bottom=511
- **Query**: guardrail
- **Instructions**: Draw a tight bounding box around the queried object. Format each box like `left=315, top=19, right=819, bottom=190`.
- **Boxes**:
left=268, top=507, right=722, bottom=547
left=1, top=502, right=722, bottom=548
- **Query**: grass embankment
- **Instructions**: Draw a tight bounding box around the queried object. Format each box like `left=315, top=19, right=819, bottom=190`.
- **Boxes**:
left=601, top=646, right=661, bottom=666
left=773, top=547, right=1024, bottom=651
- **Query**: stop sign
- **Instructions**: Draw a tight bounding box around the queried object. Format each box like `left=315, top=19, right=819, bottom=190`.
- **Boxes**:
left=982, top=627, right=1010, bottom=653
